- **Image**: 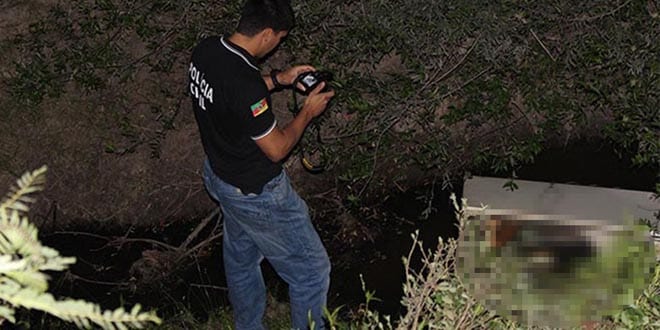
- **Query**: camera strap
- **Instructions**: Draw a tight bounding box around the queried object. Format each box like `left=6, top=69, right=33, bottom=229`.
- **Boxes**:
left=289, top=84, right=325, bottom=174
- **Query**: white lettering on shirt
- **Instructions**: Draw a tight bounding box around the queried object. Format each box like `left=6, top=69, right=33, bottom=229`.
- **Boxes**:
left=189, top=62, right=214, bottom=111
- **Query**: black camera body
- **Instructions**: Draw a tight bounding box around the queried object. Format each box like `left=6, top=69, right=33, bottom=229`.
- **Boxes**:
left=296, top=71, right=333, bottom=94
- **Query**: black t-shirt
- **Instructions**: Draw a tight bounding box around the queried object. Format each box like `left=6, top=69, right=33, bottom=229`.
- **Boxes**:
left=189, top=36, right=281, bottom=194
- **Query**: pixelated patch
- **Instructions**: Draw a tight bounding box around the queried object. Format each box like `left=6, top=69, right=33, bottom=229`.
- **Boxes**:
left=459, top=176, right=660, bottom=328
left=250, top=98, right=269, bottom=117
left=457, top=212, right=654, bottom=328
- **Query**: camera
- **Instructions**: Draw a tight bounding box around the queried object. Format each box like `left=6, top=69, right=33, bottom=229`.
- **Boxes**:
left=295, top=71, right=333, bottom=94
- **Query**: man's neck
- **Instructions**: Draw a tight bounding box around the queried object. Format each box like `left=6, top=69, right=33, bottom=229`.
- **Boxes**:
left=227, top=33, right=260, bottom=58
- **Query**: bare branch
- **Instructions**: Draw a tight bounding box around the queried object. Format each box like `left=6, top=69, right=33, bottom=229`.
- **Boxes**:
left=530, top=29, right=557, bottom=62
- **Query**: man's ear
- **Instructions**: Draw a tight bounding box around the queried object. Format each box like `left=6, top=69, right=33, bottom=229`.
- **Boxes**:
left=260, top=28, right=275, bottom=44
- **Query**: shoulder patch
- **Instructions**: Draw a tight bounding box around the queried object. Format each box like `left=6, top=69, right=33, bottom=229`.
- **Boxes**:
left=250, top=98, right=269, bottom=117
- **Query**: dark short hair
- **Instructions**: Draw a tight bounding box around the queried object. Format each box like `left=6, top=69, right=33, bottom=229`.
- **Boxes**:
left=236, top=0, right=294, bottom=36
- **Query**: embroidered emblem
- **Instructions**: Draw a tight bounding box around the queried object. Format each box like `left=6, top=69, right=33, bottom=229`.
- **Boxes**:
left=250, top=98, right=269, bottom=117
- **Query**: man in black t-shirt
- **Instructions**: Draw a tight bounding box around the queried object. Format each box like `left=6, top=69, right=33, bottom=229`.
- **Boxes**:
left=188, top=0, right=335, bottom=329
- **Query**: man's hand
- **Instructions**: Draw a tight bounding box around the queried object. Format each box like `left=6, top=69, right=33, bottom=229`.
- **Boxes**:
left=301, top=82, right=335, bottom=119
left=254, top=82, right=335, bottom=163
left=278, top=65, right=316, bottom=86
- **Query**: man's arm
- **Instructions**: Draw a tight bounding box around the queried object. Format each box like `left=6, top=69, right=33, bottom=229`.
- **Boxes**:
left=262, top=72, right=277, bottom=91
left=262, top=65, right=316, bottom=92
left=255, top=82, right=334, bottom=162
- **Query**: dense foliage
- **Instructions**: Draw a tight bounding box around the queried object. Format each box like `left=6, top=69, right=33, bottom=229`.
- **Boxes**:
left=2, top=0, right=657, bottom=199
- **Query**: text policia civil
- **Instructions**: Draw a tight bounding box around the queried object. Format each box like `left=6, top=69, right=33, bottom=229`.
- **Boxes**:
left=189, top=63, right=214, bottom=111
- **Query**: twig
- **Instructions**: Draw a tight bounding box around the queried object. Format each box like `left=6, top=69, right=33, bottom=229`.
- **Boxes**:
left=65, top=271, right=129, bottom=287
left=420, top=36, right=481, bottom=93
left=106, top=238, right=178, bottom=252
left=178, top=208, right=220, bottom=250
left=408, top=236, right=436, bottom=330
left=530, top=29, right=556, bottom=62
left=571, top=0, right=632, bottom=22
left=470, top=114, right=526, bottom=144
left=50, top=231, right=111, bottom=241
left=189, top=283, right=228, bottom=291
left=175, top=232, right=223, bottom=264
left=310, top=188, right=337, bottom=199
left=49, top=231, right=179, bottom=252
left=115, top=224, right=136, bottom=251
left=163, top=186, right=205, bottom=223
left=356, top=115, right=397, bottom=199
left=511, top=98, right=537, bottom=133
left=455, top=297, right=476, bottom=329
left=438, top=67, right=492, bottom=100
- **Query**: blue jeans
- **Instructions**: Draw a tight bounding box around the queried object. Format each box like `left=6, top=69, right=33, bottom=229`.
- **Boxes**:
left=203, top=160, right=331, bottom=330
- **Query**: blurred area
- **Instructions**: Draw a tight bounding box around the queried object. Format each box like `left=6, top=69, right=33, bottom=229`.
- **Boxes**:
left=458, top=176, right=658, bottom=328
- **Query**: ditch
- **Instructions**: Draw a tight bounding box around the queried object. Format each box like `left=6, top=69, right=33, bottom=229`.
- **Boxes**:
left=32, top=138, right=658, bottom=327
